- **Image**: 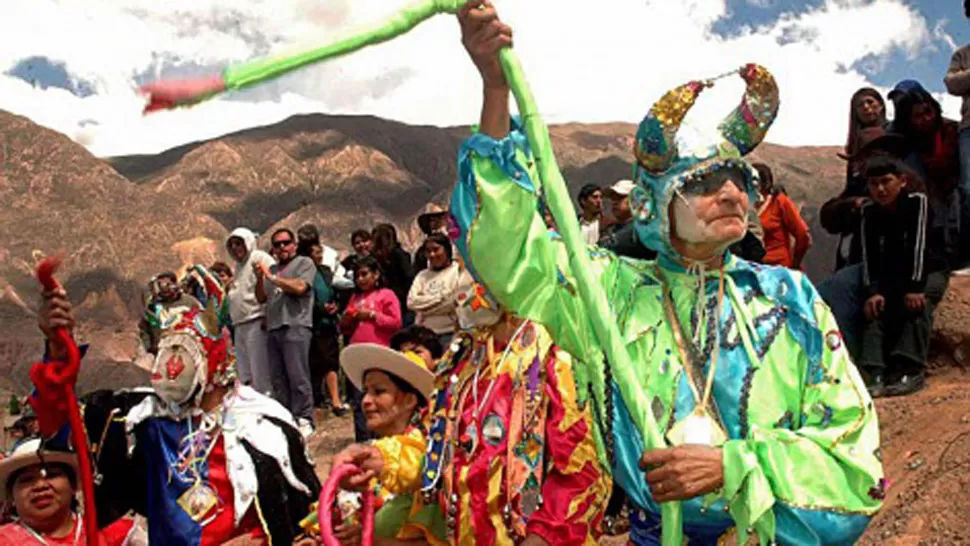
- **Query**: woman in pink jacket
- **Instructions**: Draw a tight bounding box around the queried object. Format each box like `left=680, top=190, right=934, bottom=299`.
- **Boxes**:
left=341, top=255, right=403, bottom=347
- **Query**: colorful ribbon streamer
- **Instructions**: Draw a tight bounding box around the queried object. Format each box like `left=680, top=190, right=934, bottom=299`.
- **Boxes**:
left=141, top=1, right=682, bottom=543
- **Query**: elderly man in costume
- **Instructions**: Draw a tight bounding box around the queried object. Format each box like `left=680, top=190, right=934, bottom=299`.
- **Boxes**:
left=333, top=272, right=610, bottom=545
left=446, top=5, right=884, bottom=545
left=32, top=266, right=320, bottom=546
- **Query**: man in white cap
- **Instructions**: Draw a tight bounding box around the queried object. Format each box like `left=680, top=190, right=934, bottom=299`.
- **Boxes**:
left=600, top=179, right=636, bottom=241
left=598, top=179, right=658, bottom=260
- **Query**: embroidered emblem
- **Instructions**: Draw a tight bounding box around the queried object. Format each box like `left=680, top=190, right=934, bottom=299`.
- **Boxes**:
left=651, top=396, right=665, bottom=422
left=515, top=433, right=543, bottom=469
left=520, top=473, right=542, bottom=517
left=482, top=414, right=505, bottom=446
left=166, top=354, right=186, bottom=380
left=463, top=422, right=479, bottom=453
left=818, top=404, right=834, bottom=427
left=825, top=330, right=842, bottom=351
left=519, top=323, right=536, bottom=348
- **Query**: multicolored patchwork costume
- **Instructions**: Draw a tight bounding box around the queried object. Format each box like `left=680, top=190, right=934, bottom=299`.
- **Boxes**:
left=32, top=266, right=320, bottom=546
left=448, top=65, right=884, bottom=545
left=375, top=301, right=610, bottom=545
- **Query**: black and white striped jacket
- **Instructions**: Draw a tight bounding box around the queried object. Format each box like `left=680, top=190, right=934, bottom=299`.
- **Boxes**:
left=860, top=190, right=946, bottom=295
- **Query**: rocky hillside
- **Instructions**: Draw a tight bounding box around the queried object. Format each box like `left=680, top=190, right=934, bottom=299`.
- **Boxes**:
left=0, top=110, right=846, bottom=397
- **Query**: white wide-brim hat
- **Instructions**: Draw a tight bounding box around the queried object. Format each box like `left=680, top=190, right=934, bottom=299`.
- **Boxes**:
left=340, top=343, right=436, bottom=399
left=0, top=438, right=79, bottom=501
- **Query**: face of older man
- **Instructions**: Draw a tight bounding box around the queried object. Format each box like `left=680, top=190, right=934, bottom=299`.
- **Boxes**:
left=669, top=168, right=750, bottom=256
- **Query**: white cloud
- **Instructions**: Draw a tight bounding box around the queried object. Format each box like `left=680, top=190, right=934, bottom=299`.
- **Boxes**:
left=0, top=0, right=955, bottom=156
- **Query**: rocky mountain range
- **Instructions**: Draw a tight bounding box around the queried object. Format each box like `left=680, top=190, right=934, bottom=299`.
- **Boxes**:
left=0, top=109, right=846, bottom=396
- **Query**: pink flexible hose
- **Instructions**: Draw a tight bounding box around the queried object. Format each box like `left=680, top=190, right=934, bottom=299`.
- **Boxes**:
left=319, top=463, right=374, bottom=546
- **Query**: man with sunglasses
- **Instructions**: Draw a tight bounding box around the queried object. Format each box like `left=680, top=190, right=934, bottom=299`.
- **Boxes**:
left=448, top=4, right=883, bottom=544
left=255, top=228, right=318, bottom=438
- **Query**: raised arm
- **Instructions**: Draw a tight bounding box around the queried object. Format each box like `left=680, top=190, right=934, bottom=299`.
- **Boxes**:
left=269, top=257, right=315, bottom=296
left=35, top=289, right=150, bottom=526
left=459, top=1, right=512, bottom=139
left=451, top=3, right=611, bottom=363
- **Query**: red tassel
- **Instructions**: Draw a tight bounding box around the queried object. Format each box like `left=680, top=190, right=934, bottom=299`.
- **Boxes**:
left=139, top=75, right=227, bottom=114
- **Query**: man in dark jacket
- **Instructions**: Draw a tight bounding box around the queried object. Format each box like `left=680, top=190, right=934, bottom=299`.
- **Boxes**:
left=857, top=156, right=949, bottom=397
left=818, top=128, right=908, bottom=358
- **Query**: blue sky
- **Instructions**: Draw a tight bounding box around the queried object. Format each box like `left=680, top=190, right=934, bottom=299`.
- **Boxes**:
left=0, top=0, right=965, bottom=156
left=714, top=0, right=965, bottom=93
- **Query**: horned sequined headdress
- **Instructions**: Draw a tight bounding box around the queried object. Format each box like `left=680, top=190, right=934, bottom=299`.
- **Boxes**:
left=629, top=63, right=780, bottom=259
left=150, top=265, right=236, bottom=408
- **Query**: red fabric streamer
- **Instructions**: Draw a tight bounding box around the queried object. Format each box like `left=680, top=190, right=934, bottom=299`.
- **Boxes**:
left=28, top=257, right=99, bottom=546
left=139, top=76, right=227, bottom=114
left=318, top=464, right=374, bottom=546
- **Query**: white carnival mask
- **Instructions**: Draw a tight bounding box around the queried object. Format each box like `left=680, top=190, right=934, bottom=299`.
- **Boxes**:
left=151, top=331, right=208, bottom=407
left=455, top=275, right=503, bottom=330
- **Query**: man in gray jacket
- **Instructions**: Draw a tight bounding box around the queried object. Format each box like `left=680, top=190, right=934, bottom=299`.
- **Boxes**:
left=226, top=227, right=276, bottom=395
left=255, top=228, right=318, bottom=438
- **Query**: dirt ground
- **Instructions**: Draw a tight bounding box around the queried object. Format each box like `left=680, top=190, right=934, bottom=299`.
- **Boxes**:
left=307, top=366, right=970, bottom=544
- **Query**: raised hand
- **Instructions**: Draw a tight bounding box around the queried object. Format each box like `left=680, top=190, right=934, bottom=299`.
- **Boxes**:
left=458, top=0, right=513, bottom=89
left=330, top=444, right=384, bottom=491
left=39, top=287, right=75, bottom=347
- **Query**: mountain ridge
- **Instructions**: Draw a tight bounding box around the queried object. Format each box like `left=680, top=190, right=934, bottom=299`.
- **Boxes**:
left=1, top=108, right=844, bottom=395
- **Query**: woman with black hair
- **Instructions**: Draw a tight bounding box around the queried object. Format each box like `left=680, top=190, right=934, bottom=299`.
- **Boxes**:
left=754, top=162, right=811, bottom=269
left=844, top=88, right=889, bottom=163
left=371, top=224, right=415, bottom=325
left=296, top=344, right=438, bottom=545
left=407, top=233, right=461, bottom=345
left=0, top=438, right=139, bottom=545
left=889, top=80, right=961, bottom=267
left=341, top=256, right=403, bottom=348
left=820, top=88, right=891, bottom=272
left=343, top=229, right=373, bottom=273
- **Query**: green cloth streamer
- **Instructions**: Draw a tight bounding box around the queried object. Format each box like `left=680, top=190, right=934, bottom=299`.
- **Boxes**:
left=224, top=0, right=467, bottom=90
left=204, top=1, right=685, bottom=543
left=498, top=50, right=683, bottom=546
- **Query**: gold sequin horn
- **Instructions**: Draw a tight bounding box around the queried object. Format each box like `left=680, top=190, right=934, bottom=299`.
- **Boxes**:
left=634, top=64, right=780, bottom=174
